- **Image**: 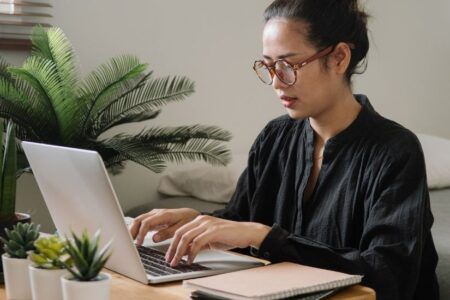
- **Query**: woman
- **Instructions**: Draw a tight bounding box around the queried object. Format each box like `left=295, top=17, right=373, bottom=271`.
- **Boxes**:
left=130, top=0, right=439, bottom=298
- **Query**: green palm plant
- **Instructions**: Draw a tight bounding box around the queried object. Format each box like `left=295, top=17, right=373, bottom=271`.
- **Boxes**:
left=0, top=26, right=231, bottom=173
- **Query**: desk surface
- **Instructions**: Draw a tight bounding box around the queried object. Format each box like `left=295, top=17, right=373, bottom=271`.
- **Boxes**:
left=0, top=269, right=376, bottom=300
left=108, top=270, right=376, bottom=300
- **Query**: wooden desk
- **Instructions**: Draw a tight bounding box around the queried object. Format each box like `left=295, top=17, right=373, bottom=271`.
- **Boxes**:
left=0, top=269, right=375, bottom=299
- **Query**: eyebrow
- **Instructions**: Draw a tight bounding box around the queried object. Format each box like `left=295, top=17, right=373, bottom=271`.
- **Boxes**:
left=263, top=52, right=302, bottom=61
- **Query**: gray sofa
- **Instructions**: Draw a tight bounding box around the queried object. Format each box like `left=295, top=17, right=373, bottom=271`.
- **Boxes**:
left=429, top=189, right=450, bottom=298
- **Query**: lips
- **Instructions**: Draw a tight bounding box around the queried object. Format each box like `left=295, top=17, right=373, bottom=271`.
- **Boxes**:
left=280, top=95, right=297, bottom=108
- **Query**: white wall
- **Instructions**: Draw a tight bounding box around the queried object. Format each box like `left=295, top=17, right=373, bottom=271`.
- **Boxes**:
left=1, top=0, right=450, bottom=230
left=355, top=0, right=450, bottom=136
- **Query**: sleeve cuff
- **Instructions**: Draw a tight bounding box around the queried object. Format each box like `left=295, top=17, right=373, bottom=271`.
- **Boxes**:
left=256, top=223, right=290, bottom=262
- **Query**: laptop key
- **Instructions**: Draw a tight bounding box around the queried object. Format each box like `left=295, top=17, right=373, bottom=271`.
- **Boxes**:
left=136, top=244, right=210, bottom=276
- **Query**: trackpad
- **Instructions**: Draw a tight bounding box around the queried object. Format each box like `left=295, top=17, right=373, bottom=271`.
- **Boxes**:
left=194, top=250, right=264, bottom=270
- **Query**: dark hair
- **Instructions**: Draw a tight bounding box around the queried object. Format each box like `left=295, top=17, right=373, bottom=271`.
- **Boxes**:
left=264, top=0, right=369, bottom=84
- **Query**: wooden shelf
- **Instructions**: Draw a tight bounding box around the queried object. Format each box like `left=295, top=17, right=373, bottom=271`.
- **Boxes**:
left=0, top=1, right=52, bottom=7
left=0, top=12, right=52, bottom=17
left=0, top=0, right=52, bottom=50
left=0, top=31, right=29, bottom=37
left=0, top=38, right=31, bottom=51
left=0, top=20, right=51, bottom=27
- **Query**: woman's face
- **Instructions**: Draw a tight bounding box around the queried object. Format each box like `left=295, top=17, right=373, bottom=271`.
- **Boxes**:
left=262, top=19, right=343, bottom=120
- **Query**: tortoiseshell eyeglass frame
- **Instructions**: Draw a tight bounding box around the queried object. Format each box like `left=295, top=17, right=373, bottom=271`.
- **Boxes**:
left=253, top=45, right=336, bottom=86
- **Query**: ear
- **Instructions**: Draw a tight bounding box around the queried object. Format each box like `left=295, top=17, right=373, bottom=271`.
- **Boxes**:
left=328, top=42, right=352, bottom=75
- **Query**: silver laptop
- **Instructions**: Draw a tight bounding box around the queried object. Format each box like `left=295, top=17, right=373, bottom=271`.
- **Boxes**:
left=22, top=141, right=264, bottom=284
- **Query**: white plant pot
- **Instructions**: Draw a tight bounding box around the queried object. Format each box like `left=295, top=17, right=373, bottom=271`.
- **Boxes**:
left=61, top=272, right=111, bottom=300
left=29, top=265, right=68, bottom=300
left=2, top=253, right=32, bottom=300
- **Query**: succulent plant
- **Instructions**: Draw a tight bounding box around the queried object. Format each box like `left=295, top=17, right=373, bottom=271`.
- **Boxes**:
left=0, top=222, right=40, bottom=258
left=63, top=230, right=111, bottom=281
left=30, top=235, right=72, bottom=269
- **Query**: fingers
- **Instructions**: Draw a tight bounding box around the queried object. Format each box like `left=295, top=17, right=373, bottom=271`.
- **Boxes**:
left=129, top=210, right=157, bottom=239
left=153, top=223, right=179, bottom=243
left=168, top=225, right=207, bottom=267
left=164, top=216, right=245, bottom=267
left=165, top=219, right=201, bottom=263
left=133, top=210, right=178, bottom=245
left=187, top=230, right=216, bottom=264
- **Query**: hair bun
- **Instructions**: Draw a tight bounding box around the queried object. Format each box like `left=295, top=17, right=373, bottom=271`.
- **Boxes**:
left=264, top=0, right=370, bottom=83
left=341, top=0, right=359, bottom=10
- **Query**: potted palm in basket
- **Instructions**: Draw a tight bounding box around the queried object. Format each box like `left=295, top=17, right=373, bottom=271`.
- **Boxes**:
left=61, top=230, right=112, bottom=300
left=0, top=26, right=231, bottom=174
left=0, top=222, right=40, bottom=300
left=29, top=235, right=72, bottom=300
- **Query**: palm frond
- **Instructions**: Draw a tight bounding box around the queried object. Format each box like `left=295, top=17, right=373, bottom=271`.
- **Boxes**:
left=30, top=26, right=52, bottom=60
left=47, top=27, right=78, bottom=101
left=140, top=125, right=232, bottom=142
left=0, top=57, right=13, bottom=84
left=0, top=78, right=58, bottom=141
left=99, top=126, right=232, bottom=172
left=79, top=55, right=148, bottom=126
left=31, top=26, right=78, bottom=93
left=8, top=56, right=86, bottom=144
left=0, top=99, right=45, bottom=142
left=95, top=109, right=161, bottom=135
left=7, top=77, right=51, bottom=111
left=80, top=55, right=149, bottom=138
left=8, top=56, right=60, bottom=120
left=84, top=71, right=153, bottom=137
left=89, top=76, right=195, bottom=137
left=153, top=139, right=231, bottom=167
left=30, top=27, right=81, bottom=144
left=102, top=137, right=230, bottom=173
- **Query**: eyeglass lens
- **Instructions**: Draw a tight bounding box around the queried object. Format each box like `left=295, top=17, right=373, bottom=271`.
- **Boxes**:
left=254, top=61, right=296, bottom=85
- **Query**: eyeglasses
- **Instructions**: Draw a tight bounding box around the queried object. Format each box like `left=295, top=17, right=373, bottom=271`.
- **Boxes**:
left=253, top=45, right=335, bottom=86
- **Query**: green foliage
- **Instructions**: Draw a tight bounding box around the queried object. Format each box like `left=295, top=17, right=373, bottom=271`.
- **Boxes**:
left=0, top=26, right=232, bottom=173
left=30, top=235, right=73, bottom=269
left=0, top=222, right=40, bottom=258
left=63, top=230, right=111, bottom=281
left=0, top=120, right=17, bottom=221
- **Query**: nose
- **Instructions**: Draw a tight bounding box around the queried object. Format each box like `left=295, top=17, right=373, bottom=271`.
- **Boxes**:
left=272, top=72, right=290, bottom=90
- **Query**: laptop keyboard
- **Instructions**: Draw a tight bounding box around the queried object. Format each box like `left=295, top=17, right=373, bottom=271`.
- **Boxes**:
left=136, top=244, right=211, bottom=277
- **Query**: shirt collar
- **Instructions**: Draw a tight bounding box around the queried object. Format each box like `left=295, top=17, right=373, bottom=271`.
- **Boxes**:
left=305, top=94, right=374, bottom=147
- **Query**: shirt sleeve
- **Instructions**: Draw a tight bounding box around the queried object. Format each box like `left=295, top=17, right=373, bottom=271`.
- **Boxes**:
left=256, top=142, right=432, bottom=299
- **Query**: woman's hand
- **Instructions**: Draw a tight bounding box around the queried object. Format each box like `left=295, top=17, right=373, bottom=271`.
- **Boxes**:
left=129, top=208, right=200, bottom=245
left=165, top=215, right=271, bottom=267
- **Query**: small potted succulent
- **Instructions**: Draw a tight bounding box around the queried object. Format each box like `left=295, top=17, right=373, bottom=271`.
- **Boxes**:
left=0, top=222, right=40, bottom=300
left=61, top=230, right=112, bottom=300
left=29, top=235, right=72, bottom=300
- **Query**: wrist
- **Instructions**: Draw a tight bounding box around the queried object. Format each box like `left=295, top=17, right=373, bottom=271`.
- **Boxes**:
left=245, top=222, right=271, bottom=249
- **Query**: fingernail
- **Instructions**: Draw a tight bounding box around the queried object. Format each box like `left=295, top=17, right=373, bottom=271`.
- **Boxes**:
left=153, top=234, right=160, bottom=242
left=170, top=259, right=177, bottom=267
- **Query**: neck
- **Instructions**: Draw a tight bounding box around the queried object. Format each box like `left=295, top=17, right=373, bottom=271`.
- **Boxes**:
left=309, top=88, right=362, bottom=144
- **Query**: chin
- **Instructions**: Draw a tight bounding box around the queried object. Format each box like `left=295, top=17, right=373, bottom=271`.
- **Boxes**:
left=286, top=108, right=309, bottom=120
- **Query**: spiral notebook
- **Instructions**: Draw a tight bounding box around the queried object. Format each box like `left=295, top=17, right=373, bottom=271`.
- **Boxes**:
left=183, top=262, right=362, bottom=300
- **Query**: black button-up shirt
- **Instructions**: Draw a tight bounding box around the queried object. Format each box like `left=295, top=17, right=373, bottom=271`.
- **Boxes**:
left=212, top=95, right=439, bottom=300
